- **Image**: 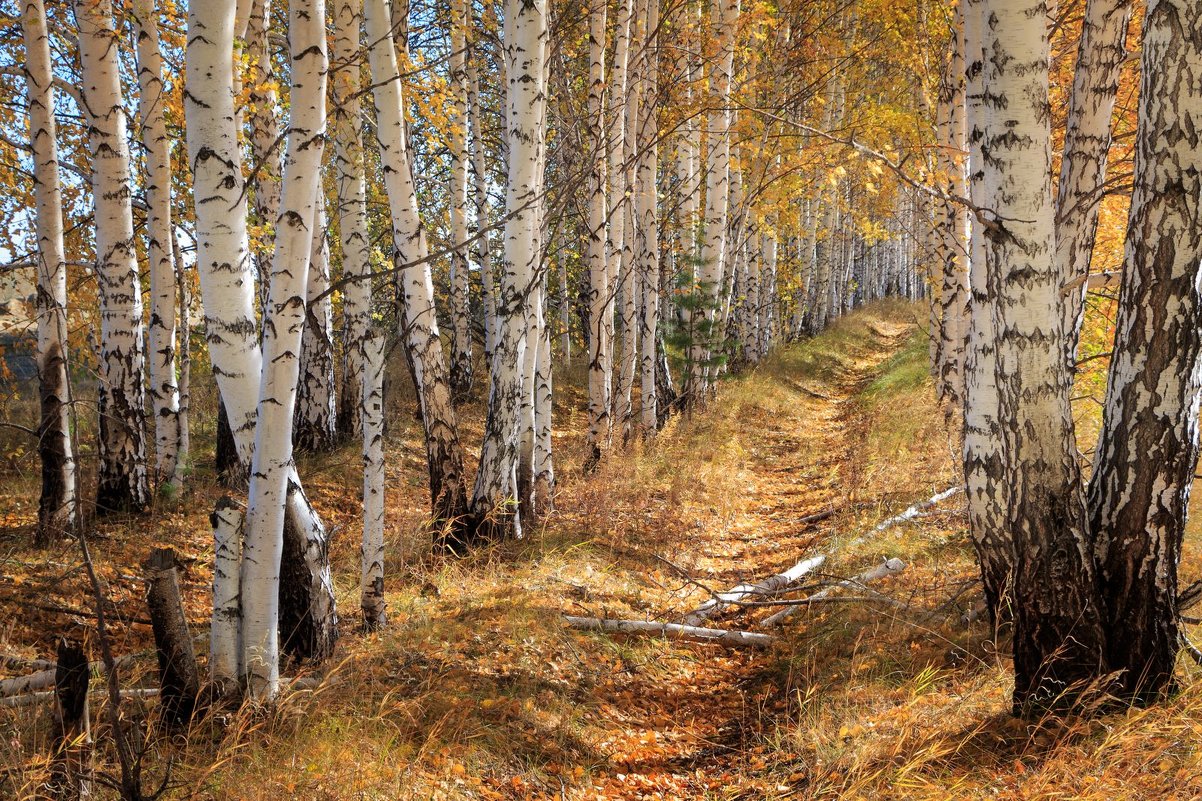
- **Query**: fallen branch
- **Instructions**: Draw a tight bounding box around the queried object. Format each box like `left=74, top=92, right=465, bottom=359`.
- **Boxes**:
left=1, top=655, right=56, bottom=673
left=563, top=616, right=773, bottom=648
left=0, top=655, right=137, bottom=697
left=683, top=555, right=826, bottom=626
left=1, top=688, right=158, bottom=710
left=846, top=487, right=962, bottom=547
left=763, top=558, right=907, bottom=627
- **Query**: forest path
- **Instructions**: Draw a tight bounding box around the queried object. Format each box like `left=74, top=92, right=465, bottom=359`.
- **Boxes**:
left=575, top=315, right=917, bottom=800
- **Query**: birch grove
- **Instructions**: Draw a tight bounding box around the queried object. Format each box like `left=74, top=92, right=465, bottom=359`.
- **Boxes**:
left=10, top=0, right=1196, bottom=749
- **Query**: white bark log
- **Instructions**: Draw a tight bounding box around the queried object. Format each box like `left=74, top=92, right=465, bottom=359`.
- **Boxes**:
left=763, top=558, right=906, bottom=627
left=684, top=554, right=826, bottom=627
left=564, top=616, right=772, bottom=648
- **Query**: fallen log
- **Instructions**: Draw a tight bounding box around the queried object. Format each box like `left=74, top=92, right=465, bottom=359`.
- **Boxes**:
left=1, top=688, right=159, bottom=710
left=683, top=555, right=826, bottom=626
left=0, top=654, right=138, bottom=697
left=0, top=655, right=56, bottom=673
left=763, top=557, right=907, bottom=627
left=563, top=616, right=773, bottom=648
left=847, top=486, right=962, bottom=547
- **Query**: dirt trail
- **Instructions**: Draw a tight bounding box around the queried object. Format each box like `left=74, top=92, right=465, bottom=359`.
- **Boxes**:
left=577, top=320, right=916, bottom=799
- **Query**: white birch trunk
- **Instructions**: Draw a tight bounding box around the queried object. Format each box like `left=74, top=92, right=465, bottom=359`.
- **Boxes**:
left=334, top=0, right=373, bottom=438
left=241, top=0, right=328, bottom=700
left=585, top=0, right=610, bottom=463
left=1056, top=0, right=1133, bottom=360
left=365, top=0, right=470, bottom=529
left=186, top=0, right=337, bottom=674
left=605, top=0, right=633, bottom=428
left=21, top=0, right=78, bottom=541
left=935, top=9, right=969, bottom=408
left=1086, top=0, right=1202, bottom=699
left=209, top=497, right=243, bottom=688
left=132, top=0, right=182, bottom=489
left=614, top=0, right=643, bottom=438
left=961, top=0, right=1010, bottom=617
left=686, top=0, right=735, bottom=403
left=294, top=201, right=337, bottom=452
left=360, top=333, right=387, bottom=630
left=468, top=57, right=497, bottom=365
left=246, top=0, right=282, bottom=315
left=448, top=0, right=473, bottom=399
left=471, top=0, right=547, bottom=539
left=982, top=0, right=1107, bottom=712
left=636, top=0, right=660, bottom=436
left=76, top=0, right=150, bottom=514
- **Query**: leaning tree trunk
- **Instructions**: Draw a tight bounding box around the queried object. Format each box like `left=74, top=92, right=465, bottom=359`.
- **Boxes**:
left=365, top=0, right=471, bottom=539
left=20, top=0, right=77, bottom=543
left=334, top=0, right=373, bottom=438
left=585, top=0, right=610, bottom=465
left=471, top=0, right=547, bottom=540
left=960, top=0, right=1012, bottom=622
left=241, top=0, right=329, bottom=701
left=1056, top=0, right=1133, bottom=361
left=448, top=0, right=473, bottom=399
left=75, top=0, right=150, bottom=515
left=982, top=0, right=1108, bottom=715
left=133, top=0, right=182, bottom=489
left=1086, top=0, right=1202, bottom=703
left=186, top=0, right=337, bottom=678
left=294, top=202, right=337, bottom=453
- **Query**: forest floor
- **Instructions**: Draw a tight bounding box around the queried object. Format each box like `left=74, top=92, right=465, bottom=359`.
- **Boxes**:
left=3, top=299, right=1202, bottom=799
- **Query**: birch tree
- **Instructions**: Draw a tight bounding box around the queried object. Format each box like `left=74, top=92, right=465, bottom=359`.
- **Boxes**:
left=685, top=0, right=736, bottom=404
left=981, top=0, right=1107, bottom=712
left=241, top=0, right=329, bottom=699
left=1056, top=0, right=1133, bottom=360
left=132, top=0, right=183, bottom=488
left=360, top=332, right=387, bottom=630
left=934, top=10, right=968, bottom=408
left=1086, top=0, right=1202, bottom=701
left=365, top=0, right=471, bottom=536
left=186, top=0, right=337, bottom=677
left=75, top=0, right=150, bottom=514
left=471, top=0, right=547, bottom=539
left=960, top=0, right=1010, bottom=619
left=636, top=0, right=660, bottom=436
left=468, top=55, right=497, bottom=364
left=333, top=0, right=373, bottom=436
left=448, top=0, right=473, bottom=399
left=20, top=0, right=77, bottom=542
left=585, top=0, right=610, bottom=464
left=294, top=202, right=337, bottom=452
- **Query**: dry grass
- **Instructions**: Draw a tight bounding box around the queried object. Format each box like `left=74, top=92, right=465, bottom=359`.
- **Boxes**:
left=2, top=299, right=1201, bottom=799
